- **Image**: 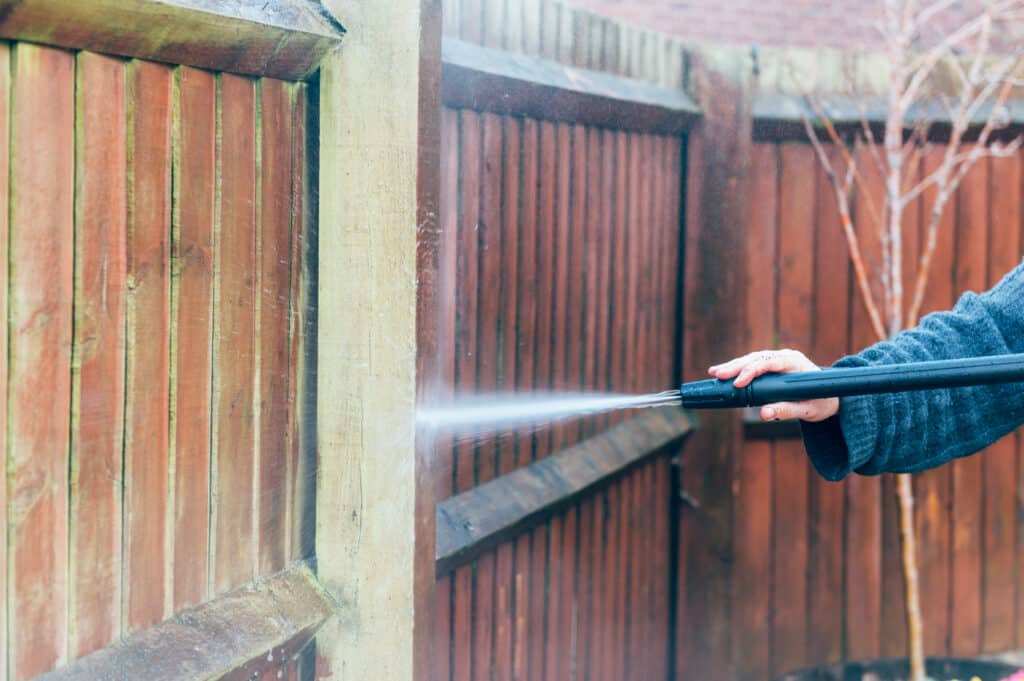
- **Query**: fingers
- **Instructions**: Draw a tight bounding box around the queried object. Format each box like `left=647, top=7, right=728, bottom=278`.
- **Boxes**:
left=761, top=397, right=839, bottom=423
left=709, top=349, right=816, bottom=387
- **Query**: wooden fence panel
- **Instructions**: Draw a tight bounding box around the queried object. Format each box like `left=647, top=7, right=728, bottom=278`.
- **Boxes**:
left=729, top=140, right=1024, bottom=679
left=0, top=45, right=313, bottom=677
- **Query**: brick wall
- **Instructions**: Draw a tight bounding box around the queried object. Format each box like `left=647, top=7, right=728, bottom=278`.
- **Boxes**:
left=566, top=0, right=1021, bottom=50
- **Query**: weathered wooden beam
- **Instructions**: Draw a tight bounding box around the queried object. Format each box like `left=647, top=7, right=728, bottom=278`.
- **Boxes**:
left=0, top=0, right=345, bottom=80
left=36, top=563, right=335, bottom=681
left=753, top=92, right=1024, bottom=141
left=442, top=38, right=700, bottom=134
left=435, top=408, right=695, bottom=577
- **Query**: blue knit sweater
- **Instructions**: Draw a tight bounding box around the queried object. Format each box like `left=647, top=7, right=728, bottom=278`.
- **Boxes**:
left=800, top=259, right=1024, bottom=481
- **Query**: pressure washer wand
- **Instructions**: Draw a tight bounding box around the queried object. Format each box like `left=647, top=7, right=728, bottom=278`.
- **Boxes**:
left=680, top=353, right=1024, bottom=409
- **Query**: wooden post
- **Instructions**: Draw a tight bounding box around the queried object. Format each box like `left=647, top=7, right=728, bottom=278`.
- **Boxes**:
left=315, top=1, right=440, bottom=680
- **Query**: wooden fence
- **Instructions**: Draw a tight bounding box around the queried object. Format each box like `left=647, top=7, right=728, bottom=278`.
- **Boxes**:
left=433, top=2, right=696, bottom=680
left=0, top=2, right=336, bottom=678
left=695, top=136, right=1024, bottom=680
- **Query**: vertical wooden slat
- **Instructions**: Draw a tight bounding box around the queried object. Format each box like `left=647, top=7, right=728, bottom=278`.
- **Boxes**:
left=807, top=144, right=847, bottom=666
left=0, top=42, right=8, bottom=681
left=773, top=143, right=813, bottom=675
left=287, top=83, right=311, bottom=563
left=583, top=126, right=601, bottom=440
left=125, top=58, right=173, bottom=632
left=473, top=111, right=502, bottom=681
left=173, top=65, right=216, bottom=610
left=493, top=114, right=520, bottom=681
left=916, top=145, right=956, bottom=656
left=733, top=143, right=776, bottom=681
left=69, top=51, right=127, bottom=657
left=434, top=105, right=460, bottom=681
left=8, top=42, right=74, bottom=680
left=950, top=153, right=987, bottom=656
left=512, top=116, right=539, bottom=681
left=257, top=78, right=295, bottom=576
left=845, top=144, right=884, bottom=661
left=451, top=109, right=480, bottom=681
left=213, top=72, right=257, bottom=594
left=981, top=153, right=1019, bottom=653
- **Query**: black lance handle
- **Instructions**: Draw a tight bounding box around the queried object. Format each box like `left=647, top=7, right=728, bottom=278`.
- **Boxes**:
left=679, top=353, right=1024, bottom=409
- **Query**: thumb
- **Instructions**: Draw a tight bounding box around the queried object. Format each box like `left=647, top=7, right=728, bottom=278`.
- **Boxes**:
left=761, top=401, right=816, bottom=422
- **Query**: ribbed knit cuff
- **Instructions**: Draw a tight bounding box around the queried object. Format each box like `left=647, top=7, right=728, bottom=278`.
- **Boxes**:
left=800, top=394, right=878, bottom=481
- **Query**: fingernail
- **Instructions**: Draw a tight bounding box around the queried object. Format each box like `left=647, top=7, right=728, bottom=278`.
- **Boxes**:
left=764, top=407, right=776, bottom=420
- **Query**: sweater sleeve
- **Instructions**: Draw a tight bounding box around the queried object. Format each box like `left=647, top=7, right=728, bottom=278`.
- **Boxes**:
left=800, top=259, right=1024, bottom=481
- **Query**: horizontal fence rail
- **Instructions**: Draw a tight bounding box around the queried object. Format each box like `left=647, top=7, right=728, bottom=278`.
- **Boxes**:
left=442, top=38, right=699, bottom=134
left=436, top=408, right=694, bottom=576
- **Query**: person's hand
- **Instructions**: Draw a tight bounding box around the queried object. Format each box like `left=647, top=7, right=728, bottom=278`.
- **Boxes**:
left=707, top=349, right=840, bottom=422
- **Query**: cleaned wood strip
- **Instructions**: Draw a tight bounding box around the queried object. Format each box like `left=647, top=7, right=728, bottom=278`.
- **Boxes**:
left=551, top=123, right=571, bottom=451
left=173, top=65, right=217, bottom=610
left=732, top=142, right=776, bottom=681
left=213, top=73, right=258, bottom=594
left=435, top=408, right=694, bottom=576
left=257, top=78, right=295, bottom=576
left=69, top=50, right=127, bottom=658
left=8, top=42, right=74, bottom=680
left=125, top=58, right=173, bottom=633
left=441, top=39, right=699, bottom=135
left=534, top=120, right=556, bottom=456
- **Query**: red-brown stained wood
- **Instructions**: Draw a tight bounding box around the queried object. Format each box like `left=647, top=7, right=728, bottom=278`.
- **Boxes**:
left=611, top=132, right=630, bottom=423
left=595, top=129, right=615, bottom=430
left=807, top=144, right=847, bottom=665
left=915, top=145, right=956, bottom=656
left=174, top=65, right=216, bottom=610
left=8, top=42, right=74, bottom=680
left=512, top=117, right=539, bottom=681
left=472, top=111, right=503, bottom=681
left=452, top=108, right=481, bottom=681
left=733, top=142, right=777, bottom=681
left=568, top=124, right=586, bottom=442
left=287, top=84, right=311, bottom=563
left=845, top=144, right=884, bottom=662
left=981, top=153, right=1019, bottom=652
left=950, top=153, right=987, bottom=657
left=583, top=126, right=602, bottom=439
left=773, top=142, right=813, bottom=675
left=0, top=43, right=8, bottom=681
left=493, top=113, right=521, bottom=681
left=556, top=506, right=577, bottom=681
left=534, top=121, right=557, bottom=456
left=69, top=50, right=128, bottom=658
left=125, top=59, right=173, bottom=633
left=257, top=78, right=295, bottom=576
left=213, top=72, right=258, bottom=594
left=433, top=105, right=461, bottom=681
